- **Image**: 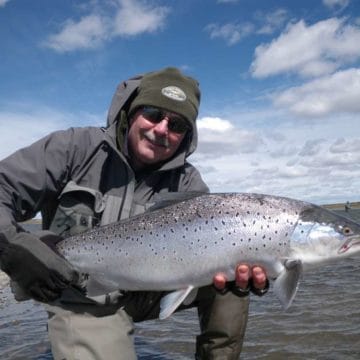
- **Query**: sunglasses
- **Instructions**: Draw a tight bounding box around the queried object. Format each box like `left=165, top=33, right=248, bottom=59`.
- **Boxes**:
left=140, top=106, right=190, bottom=134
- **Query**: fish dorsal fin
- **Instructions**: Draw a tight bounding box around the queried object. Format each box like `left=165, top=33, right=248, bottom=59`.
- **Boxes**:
left=273, top=259, right=303, bottom=310
left=148, top=192, right=205, bottom=212
left=159, top=286, right=195, bottom=320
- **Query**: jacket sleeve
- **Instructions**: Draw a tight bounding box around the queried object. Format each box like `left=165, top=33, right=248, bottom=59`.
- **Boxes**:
left=0, top=128, right=77, bottom=230
left=178, top=162, right=210, bottom=193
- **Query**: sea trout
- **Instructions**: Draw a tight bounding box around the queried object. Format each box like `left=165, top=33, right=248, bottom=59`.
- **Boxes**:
left=49, top=193, right=360, bottom=318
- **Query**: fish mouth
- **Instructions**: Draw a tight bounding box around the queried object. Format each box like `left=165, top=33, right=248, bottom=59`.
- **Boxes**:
left=338, top=236, right=360, bottom=254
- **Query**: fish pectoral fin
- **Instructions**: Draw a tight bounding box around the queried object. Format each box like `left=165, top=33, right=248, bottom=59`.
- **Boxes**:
left=159, top=286, right=195, bottom=320
left=273, top=259, right=303, bottom=310
left=85, top=275, right=120, bottom=297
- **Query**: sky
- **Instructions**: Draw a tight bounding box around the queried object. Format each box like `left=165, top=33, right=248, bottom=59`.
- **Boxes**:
left=0, top=0, right=360, bottom=205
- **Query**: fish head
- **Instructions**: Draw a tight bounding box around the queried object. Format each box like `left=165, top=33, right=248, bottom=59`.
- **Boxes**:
left=290, top=205, right=360, bottom=265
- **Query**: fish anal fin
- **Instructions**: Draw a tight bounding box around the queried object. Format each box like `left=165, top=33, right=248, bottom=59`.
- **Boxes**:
left=274, top=259, right=303, bottom=310
left=159, top=286, right=194, bottom=320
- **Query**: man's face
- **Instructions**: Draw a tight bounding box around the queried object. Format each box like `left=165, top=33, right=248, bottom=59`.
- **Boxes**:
left=127, top=107, right=189, bottom=170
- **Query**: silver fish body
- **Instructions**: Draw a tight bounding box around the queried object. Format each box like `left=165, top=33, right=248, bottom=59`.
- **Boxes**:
left=56, top=193, right=360, bottom=318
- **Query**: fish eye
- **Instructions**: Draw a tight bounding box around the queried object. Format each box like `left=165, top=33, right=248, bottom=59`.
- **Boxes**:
left=342, top=226, right=353, bottom=236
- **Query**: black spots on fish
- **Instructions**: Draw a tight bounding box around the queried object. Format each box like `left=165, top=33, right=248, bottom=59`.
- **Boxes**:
left=235, top=212, right=240, bottom=217
left=221, top=220, right=226, bottom=226
left=214, top=226, right=218, bottom=231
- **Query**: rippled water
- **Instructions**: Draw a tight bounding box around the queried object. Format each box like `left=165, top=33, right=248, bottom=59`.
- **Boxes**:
left=0, top=211, right=359, bottom=359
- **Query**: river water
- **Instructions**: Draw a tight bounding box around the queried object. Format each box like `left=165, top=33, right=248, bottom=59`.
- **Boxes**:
left=0, top=210, right=359, bottom=359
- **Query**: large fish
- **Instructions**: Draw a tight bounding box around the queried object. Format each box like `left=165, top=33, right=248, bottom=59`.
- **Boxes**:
left=52, top=193, right=360, bottom=319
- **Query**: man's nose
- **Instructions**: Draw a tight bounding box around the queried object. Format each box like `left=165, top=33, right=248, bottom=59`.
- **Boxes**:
left=153, top=118, right=169, bottom=134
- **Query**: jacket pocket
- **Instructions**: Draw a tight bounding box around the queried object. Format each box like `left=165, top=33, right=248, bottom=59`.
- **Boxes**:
left=49, top=181, right=106, bottom=237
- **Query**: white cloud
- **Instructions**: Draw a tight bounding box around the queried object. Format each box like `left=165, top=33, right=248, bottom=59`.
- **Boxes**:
left=197, top=117, right=234, bottom=132
left=44, top=15, right=109, bottom=52
left=272, top=68, right=360, bottom=117
left=0, top=106, right=103, bottom=160
left=43, top=0, right=169, bottom=52
left=330, top=138, right=360, bottom=153
left=298, top=139, right=325, bottom=156
left=190, top=111, right=360, bottom=204
left=205, top=22, right=254, bottom=46
left=255, top=8, right=288, bottom=35
left=251, top=17, right=360, bottom=78
left=0, top=0, right=9, bottom=7
left=205, top=8, right=288, bottom=45
left=113, top=0, right=169, bottom=36
left=196, top=116, right=263, bottom=156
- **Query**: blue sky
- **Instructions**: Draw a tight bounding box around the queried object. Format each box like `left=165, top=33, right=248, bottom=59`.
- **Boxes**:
left=1, top=0, right=360, bottom=204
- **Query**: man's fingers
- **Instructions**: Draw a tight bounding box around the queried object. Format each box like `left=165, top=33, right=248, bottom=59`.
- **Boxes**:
left=235, top=264, right=250, bottom=289
left=213, top=265, right=269, bottom=298
left=213, top=273, right=227, bottom=290
left=251, top=266, right=267, bottom=290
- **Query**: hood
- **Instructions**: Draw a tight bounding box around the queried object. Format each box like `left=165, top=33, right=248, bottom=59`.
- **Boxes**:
left=106, top=71, right=199, bottom=170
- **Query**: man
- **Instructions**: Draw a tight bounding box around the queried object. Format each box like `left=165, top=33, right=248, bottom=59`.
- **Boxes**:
left=0, top=67, right=268, bottom=359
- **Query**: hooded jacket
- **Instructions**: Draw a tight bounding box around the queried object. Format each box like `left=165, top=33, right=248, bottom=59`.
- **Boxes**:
left=0, top=73, right=209, bottom=237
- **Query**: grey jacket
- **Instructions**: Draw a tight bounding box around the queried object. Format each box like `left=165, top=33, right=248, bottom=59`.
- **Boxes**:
left=0, top=74, right=208, bottom=236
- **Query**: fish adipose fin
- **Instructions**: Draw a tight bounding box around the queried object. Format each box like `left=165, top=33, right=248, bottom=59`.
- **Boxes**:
left=273, top=259, right=303, bottom=310
left=159, top=286, right=195, bottom=320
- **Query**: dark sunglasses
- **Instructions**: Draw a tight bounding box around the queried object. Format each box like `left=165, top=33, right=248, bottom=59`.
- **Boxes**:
left=140, top=106, right=190, bottom=134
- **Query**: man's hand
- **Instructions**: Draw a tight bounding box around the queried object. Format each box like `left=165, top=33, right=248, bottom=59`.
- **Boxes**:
left=213, top=264, right=269, bottom=296
left=0, top=228, right=79, bottom=303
